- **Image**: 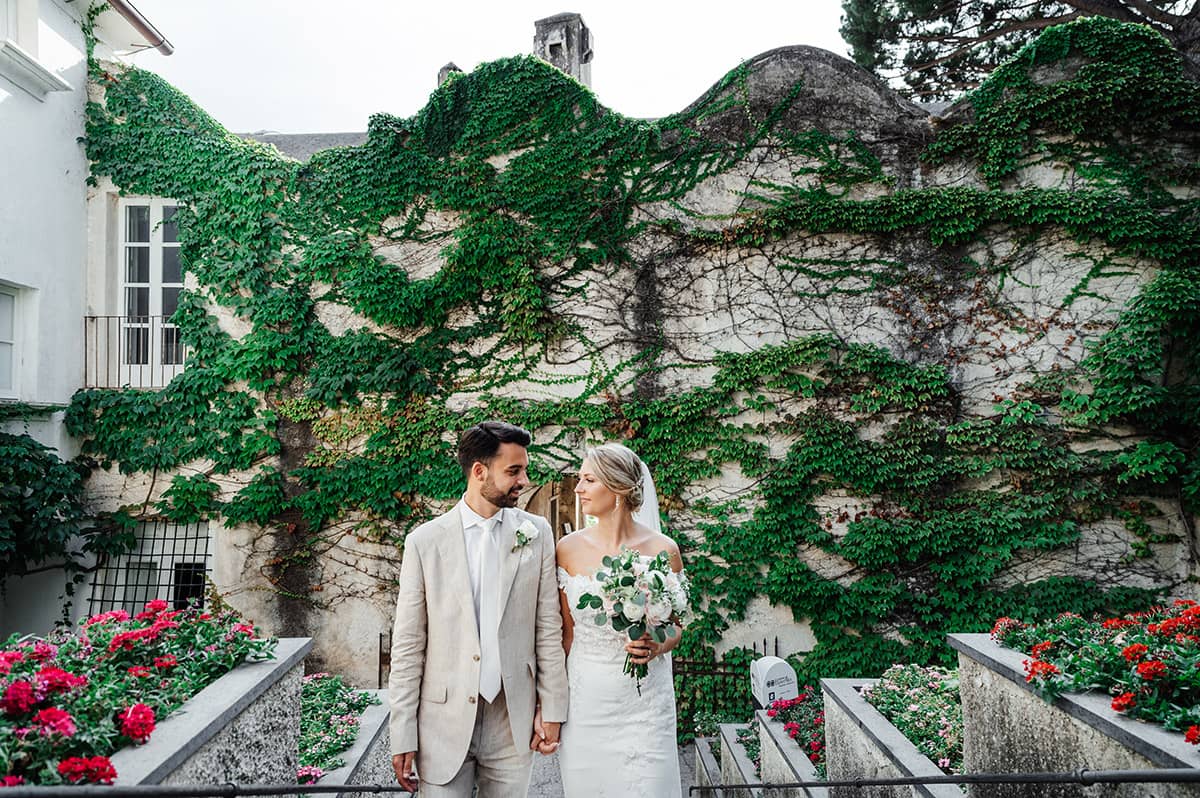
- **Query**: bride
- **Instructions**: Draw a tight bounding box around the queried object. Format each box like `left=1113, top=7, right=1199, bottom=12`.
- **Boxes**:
left=552, top=443, right=685, bottom=797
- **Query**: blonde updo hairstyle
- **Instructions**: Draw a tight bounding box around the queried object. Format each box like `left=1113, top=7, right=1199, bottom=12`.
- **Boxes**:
left=584, top=443, right=645, bottom=513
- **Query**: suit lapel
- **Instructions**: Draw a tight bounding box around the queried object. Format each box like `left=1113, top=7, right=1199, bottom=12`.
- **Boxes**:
left=497, top=509, right=521, bottom=619
left=436, top=502, right=479, bottom=638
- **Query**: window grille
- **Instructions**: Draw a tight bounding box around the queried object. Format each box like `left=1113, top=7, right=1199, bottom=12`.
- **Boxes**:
left=88, top=520, right=211, bottom=615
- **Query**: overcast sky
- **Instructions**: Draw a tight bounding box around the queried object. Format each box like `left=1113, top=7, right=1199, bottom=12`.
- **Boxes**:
left=123, top=1, right=852, bottom=134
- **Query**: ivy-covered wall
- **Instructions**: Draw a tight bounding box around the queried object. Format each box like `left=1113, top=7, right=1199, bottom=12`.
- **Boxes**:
left=72, top=18, right=1200, bottom=684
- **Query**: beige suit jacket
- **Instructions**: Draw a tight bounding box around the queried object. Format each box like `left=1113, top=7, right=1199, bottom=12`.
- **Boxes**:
left=387, top=502, right=568, bottom=785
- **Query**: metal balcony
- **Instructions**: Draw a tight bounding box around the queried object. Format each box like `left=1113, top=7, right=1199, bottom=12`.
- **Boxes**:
left=83, top=315, right=189, bottom=389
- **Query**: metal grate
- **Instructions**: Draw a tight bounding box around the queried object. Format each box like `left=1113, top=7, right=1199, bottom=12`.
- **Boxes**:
left=87, top=520, right=211, bottom=615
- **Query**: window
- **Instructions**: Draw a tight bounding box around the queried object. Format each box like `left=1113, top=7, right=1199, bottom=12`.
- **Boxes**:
left=0, top=0, right=71, bottom=101
left=88, top=520, right=211, bottom=616
left=0, top=285, right=16, bottom=397
left=119, top=199, right=185, bottom=385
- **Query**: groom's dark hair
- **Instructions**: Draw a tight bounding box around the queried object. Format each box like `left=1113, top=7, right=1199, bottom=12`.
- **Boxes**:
left=458, top=421, right=532, bottom=478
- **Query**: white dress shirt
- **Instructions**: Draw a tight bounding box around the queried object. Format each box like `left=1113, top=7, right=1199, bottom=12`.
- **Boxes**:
left=460, top=499, right=503, bottom=627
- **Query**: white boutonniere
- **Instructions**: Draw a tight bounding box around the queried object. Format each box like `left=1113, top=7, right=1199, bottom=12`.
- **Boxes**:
left=512, top=520, right=540, bottom=552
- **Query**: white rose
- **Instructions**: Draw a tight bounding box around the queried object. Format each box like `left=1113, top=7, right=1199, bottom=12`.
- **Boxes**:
left=518, top=520, right=539, bottom=539
left=646, top=601, right=672, bottom=625
left=623, top=601, right=646, bottom=622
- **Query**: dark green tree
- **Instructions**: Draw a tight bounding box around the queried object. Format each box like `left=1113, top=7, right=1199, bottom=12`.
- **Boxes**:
left=841, top=0, right=1199, bottom=99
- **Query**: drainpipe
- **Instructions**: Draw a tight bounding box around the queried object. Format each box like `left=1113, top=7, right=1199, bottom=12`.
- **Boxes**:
left=105, top=0, right=174, bottom=55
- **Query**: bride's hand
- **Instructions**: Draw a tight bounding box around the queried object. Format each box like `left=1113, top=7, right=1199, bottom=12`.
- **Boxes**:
left=625, top=633, right=665, bottom=665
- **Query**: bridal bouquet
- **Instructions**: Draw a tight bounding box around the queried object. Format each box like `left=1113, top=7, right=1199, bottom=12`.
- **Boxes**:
left=576, top=549, right=689, bottom=693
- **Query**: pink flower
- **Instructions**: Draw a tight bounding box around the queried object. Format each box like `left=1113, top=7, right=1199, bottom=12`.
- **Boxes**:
left=153, top=655, right=178, bottom=669
left=232, top=623, right=255, bottom=637
left=1, top=776, right=25, bottom=787
left=33, top=707, right=76, bottom=738
left=29, top=642, right=57, bottom=662
left=83, top=609, right=130, bottom=628
left=0, top=651, right=25, bottom=675
left=36, top=666, right=87, bottom=694
left=128, top=666, right=152, bottom=678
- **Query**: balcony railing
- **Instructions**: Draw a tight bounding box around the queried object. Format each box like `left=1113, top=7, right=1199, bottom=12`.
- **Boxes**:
left=84, top=315, right=189, bottom=389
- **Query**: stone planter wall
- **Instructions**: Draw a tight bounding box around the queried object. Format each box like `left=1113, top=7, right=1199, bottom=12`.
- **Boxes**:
left=110, top=637, right=312, bottom=786
left=320, top=689, right=393, bottom=797
left=822, top=679, right=962, bottom=798
left=755, top=709, right=829, bottom=798
left=720, top=723, right=763, bottom=797
left=695, top=736, right=726, bottom=798
left=950, top=632, right=1200, bottom=798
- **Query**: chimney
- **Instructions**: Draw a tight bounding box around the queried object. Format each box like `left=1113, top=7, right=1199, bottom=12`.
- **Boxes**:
left=532, top=13, right=592, bottom=86
left=438, top=62, right=463, bottom=86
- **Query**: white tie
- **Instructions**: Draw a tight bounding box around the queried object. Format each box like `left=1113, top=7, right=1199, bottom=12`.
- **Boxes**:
left=478, top=518, right=502, bottom=702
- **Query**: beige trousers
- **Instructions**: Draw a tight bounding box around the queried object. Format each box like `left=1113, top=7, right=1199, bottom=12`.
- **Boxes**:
left=417, top=690, right=532, bottom=798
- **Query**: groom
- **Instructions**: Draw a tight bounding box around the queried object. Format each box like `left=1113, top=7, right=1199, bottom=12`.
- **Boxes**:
left=388, top=421, right=568, bottom=796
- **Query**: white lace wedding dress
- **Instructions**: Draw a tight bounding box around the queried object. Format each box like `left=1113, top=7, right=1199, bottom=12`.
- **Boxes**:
left=557, top=566, right=682, bottom=797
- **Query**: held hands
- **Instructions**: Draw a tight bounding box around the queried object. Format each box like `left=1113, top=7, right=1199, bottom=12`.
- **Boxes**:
left=392, top=751, right=417, bottom=792
left=529, top=704, right=560, bottom=755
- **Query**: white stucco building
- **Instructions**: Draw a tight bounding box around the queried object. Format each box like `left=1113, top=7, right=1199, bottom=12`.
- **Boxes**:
left=0, top=0, right=170, bottom=635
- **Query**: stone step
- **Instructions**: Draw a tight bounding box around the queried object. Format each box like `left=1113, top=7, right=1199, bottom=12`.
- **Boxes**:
left=719, top=723, right=763, bottom=797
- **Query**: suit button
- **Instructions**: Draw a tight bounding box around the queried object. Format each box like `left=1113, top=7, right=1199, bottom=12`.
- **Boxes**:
left=473, top=654, right=480, bottom=661
left=468, top=696, right=477, bottom=704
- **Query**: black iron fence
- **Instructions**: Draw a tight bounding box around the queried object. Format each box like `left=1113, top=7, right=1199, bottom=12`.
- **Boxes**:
left=8, top=768, right=1200, bottom=797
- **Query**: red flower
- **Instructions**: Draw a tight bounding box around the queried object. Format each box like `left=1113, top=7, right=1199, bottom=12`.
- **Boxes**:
left=232, top=623, right=255, bottom=637
left=83, top=609, right=130, bottom=628
left=1102, top=618, right=1136, bottom=630
left=153, top=655, right=178, bottom=669
left=1186, top=726, right=1200, bottom=745
left=1137, top=660, right=1168, bottom=680
left=1122, top=643, right=1149, bottom=662
left=127, top=665, right=152, bottom=678
left=119, top=703, right=156, bottom=743
left=1023, top=659, right=1060, bottom=682
left=28, top=642, right=57, bottom=662
left=1111, top=692, right=1136, bottom=712
left=991, top=617, right=1024, bottom=639
left=0, top=776, right=24, bottom=787
left=57, top=756, right=117, bottom=784
left=108, top=626, right=158, bottom=652
left=135, top=599, right=170, bottom=620
left=36, top=666, right=87, bottom=693
left=1031, top=640, right=1054, bottom=658
left=1, top=681, right=36, bottom=716
left=32, top=707, right=76, bottom=738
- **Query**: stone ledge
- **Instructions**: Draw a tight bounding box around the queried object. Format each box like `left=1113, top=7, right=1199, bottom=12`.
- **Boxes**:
left=694, top=736, right=725, bottom=798
left=321, top=690, right=394, bottom=796
left=111, top=637, right=312, bottom=784
left=720, top=723, right=763, bottom=797
left=822, top=678, right=962, bottom=798
left=949, top=633, right=1200, bottom=770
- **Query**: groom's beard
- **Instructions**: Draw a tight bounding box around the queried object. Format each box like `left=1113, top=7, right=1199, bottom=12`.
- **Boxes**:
left=482, top=476, right=521, bottom=508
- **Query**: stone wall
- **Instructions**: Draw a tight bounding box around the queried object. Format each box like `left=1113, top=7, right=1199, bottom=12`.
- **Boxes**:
left=77, top=21, right=1200, bottom=685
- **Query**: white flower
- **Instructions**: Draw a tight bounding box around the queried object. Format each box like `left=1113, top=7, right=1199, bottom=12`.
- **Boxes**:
left=512, top=520, right=540, bottom=551
left=623, top=601, right=646, bottom=622
left=645, top=600, right=672, bottom=625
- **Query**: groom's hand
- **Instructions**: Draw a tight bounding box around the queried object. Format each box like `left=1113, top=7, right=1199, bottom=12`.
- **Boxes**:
left=392, top=751, right=417, bottom=792
left=530, top=705, right=560, bottom=754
